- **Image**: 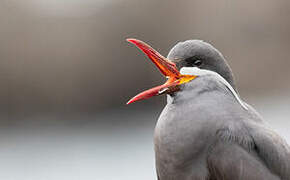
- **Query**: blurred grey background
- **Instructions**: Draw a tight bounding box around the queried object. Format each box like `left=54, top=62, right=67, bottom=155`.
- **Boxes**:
left=0, top=0, right=289, bottom=179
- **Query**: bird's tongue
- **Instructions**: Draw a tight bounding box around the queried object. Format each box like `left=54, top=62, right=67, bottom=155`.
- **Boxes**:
left=126, top=39, right=196, bottom=104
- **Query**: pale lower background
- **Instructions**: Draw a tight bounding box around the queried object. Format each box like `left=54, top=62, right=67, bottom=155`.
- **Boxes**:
left=1, top=94, right=289, bottom=180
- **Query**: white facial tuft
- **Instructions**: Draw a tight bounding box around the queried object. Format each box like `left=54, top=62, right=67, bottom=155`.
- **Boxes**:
left=180, top=67, right=248, bottom=110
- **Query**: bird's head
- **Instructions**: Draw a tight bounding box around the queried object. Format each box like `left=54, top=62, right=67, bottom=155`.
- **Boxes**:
left=168, top=40, right=235, bottom=89
left=126, top=38, right=237, bottom=105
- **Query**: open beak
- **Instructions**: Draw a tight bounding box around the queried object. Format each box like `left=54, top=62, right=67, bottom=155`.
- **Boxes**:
left=126, top=39, right=197, bottom=104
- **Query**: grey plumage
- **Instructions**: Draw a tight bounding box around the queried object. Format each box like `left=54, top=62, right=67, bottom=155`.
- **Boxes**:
left=154, top=40, right=290, bottom=180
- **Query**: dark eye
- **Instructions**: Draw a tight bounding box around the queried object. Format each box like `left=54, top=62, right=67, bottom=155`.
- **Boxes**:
left=193, top=59, right=203, bottom=67
left=185, top=57, right=203, bottom=67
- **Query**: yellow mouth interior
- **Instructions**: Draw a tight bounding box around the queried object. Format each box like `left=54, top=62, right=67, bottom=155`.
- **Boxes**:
left=178, top=75, right=197, bottom=85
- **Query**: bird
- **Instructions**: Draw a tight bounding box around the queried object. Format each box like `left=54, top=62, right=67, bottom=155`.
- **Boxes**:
left=126, top=38, right=290, bottom=180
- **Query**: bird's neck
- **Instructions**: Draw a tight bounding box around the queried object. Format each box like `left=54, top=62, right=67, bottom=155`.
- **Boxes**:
left=223, top=69, right=237, bottom=91
left=168, top=76, right=222, bottom=103
left=168, top=75, right=246, bottom=109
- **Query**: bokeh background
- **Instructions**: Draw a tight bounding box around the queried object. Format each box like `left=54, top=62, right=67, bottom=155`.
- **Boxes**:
left=0, top=0, right=290, bottom=179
